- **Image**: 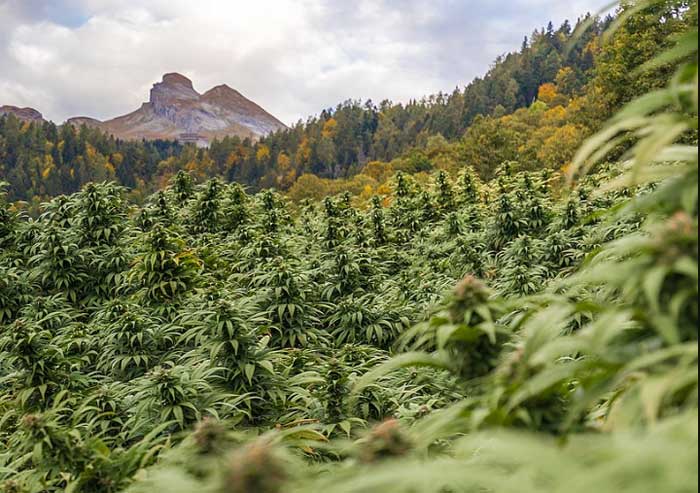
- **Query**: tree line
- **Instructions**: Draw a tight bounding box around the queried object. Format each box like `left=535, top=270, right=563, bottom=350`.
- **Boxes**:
left=5, top=8, right=689, bottom=208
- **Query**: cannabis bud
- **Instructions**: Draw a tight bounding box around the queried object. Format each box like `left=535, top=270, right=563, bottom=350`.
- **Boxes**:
left=450, top=275, right=490, bottom=322
left=193, top=417, right=226, bottom=454
left=20, top=413, right=43, bottom=430
left=2, top=480, right=24, bottom=493
left=359, top=419, right=413, bottom=463
left=221, top=439, right=288, bottom=493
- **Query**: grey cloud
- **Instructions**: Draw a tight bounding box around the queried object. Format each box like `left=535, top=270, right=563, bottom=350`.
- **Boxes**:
left=0, top=0, right=612, bottom=125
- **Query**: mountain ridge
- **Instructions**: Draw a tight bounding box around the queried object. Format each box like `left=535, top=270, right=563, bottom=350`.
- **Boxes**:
left=2, top=73, right=286, bottom=146
left=67, top=73, right=287, bottom=145
left=0, top=105, right=44, bottom=123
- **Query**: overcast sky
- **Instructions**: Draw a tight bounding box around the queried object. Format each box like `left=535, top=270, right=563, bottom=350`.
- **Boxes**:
left=0, top=0, right=612, bottom=125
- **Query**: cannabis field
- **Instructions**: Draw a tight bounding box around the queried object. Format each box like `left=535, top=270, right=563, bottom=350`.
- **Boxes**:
left=0, top=3, right=698, bottom=493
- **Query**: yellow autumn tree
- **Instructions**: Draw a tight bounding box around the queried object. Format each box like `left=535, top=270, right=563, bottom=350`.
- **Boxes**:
left=277, top=152, right=291, bottom=172
left=287, top=173, right=329, bottom=201
left=537, top=83, right=558, bottom=105
left=537, top=123, right=587, bottom=170
left=362, top=161, right=394, bottom=183
left=295, top=136, right=312, bottom=170
left=322, top=118, right=338, bottom=138
left=276, top=152, right=296, bottom=189
left=256, top=144, right=271, bottom=163
left=554, top=67, right=578, bottom=96
left=225, top=151, right=240, bottom=171
left=110, top=152, right=123, bottom=170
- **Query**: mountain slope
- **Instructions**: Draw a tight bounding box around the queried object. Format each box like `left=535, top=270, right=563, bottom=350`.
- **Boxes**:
left=0, top=105, right=44, bottom=123
left=67, top=73, right=287, bottom=144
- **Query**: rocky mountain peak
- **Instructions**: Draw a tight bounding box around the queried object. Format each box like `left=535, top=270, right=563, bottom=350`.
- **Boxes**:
left=60, top=73, right=287, bottom=144
left=161, top=72, right=195, bottom=88
left=0, top=105, right=44, bottom=122
left=204, top=83, right=238, bottom=95
left=150, top=73, right=199, bottom=109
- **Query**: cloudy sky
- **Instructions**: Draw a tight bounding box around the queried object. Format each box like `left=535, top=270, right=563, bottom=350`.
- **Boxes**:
left=0, top=0, right=611, bottom=125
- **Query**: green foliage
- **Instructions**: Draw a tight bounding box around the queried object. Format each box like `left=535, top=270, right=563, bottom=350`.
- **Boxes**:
left=127, top=225, right=201, bottom=308
left=0, top=3, right=697, bottom=492
left=2, top=15, right=609, bottom=205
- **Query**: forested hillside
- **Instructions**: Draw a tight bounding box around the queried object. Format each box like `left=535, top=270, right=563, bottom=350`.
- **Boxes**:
left=0, top=1, right=698, bottom=492
left=2, top=4, right=690, bottom=209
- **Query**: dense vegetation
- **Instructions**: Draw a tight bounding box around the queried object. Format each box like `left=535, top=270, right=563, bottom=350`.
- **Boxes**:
left=3, top=3, right=691, bottom=210
left=2, top=13, right=601, bottom=204
left=0, top=1, right=698, bottom=492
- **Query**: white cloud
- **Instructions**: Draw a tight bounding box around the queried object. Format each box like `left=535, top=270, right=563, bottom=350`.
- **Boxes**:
left=0, top=0, right=612, bottom=125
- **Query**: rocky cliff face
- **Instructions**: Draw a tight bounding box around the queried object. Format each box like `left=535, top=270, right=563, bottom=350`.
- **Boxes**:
left=0, top=105, right=44, bottom=122
left=66, top=73, right=286, bottom=145
left=150, top=73, right=200, bottom=110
